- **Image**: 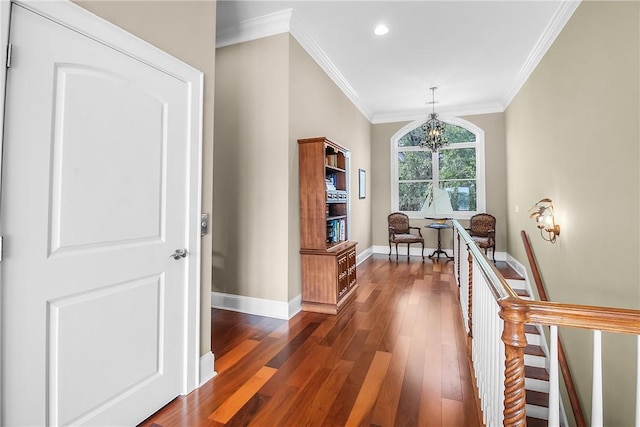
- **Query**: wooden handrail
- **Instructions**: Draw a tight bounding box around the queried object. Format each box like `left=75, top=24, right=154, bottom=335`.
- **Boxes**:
left=452, top=221, right=640, bottom=426
left=521, top=230, right=586, bottom=427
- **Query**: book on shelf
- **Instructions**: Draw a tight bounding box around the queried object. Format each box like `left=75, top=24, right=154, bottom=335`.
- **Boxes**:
left=326, top=218, right=346, bottom=243
left=325, top=154, right=338, bottom=167
left=325, top=178, right=336, bottom=191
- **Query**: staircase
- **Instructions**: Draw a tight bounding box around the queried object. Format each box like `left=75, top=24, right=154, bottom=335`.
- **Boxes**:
left=500, top=264, right=552, bottom=426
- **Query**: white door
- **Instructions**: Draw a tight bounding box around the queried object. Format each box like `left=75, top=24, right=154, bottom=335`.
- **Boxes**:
left=1, top=4, right=198, bottom=426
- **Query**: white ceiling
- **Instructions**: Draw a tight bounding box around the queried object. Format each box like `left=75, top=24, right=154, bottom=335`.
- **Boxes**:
left=216, top=1, right=580, bottom=123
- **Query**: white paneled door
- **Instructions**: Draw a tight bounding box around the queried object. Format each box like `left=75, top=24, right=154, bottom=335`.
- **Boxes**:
left=1, top=3, right=200, bottom=426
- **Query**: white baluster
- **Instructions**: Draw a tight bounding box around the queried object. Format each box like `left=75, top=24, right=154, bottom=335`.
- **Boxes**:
left=636, top=335, right=640, bottom=427
left=592, top=330, right=603, bottom=426
left=549, top=325, right=560, bottom=426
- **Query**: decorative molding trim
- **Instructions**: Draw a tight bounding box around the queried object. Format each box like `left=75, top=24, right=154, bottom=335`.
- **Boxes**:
left=372, top=102, right=505, bottom=124
left=356, top=246, right=374, bottom=265
left=216, top=8, right=293, bottom=48
left=289, top=14, right=372, bottom=121
left=372, top=244, right=506, bottom=262
left=506, top=253, right=527, bottom=279
left=215, top=8, right=372, bottom=121
left=289, top=294, right=302, bottom=319
left=501, top=0, right=580, bottom=108
left=211, top=292, right=300, bottom=320
left=199, top=352, right=216, bottom=387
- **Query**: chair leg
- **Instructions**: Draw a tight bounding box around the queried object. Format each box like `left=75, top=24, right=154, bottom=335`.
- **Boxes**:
left=421, top=241, right=425, bottom=262
left=389, top=242, right=392, bottom=259
left=406, top=243, right=410, bottom=261
left=395, top=243, right=399, bottom=261
left=492, top=247, right=496, bottom=263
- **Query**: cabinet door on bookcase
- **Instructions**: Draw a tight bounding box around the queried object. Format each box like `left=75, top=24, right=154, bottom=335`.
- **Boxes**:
left=347, top=248, right=357, bottom=289
left=337, top=252, right=349, bottom=301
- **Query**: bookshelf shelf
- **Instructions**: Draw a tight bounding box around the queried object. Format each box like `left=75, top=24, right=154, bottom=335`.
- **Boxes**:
left=298, top=137, right=357, bottom=314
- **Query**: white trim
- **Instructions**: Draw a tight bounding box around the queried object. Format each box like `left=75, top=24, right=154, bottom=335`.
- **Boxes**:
left=356, top=246, right=374, bottom=265
left=199, top=352, right=216, bottom=387
left=372, top=245, right=506, bottom=262
left=372, top=102, right=504, bottom=124
left=389, top=117, right=486, bottom=221
left=216, top=9, right=292, bottom=49
left=289, top=294, right=302, bottom=319
left=506, top=253, right=527, bottom=280
left=502, top=0, right=580, bottom=109
left=1, top=0, right=203, bottom=402
left=215, top=8, right=373, bottom=121
left=289, top=13, right=371, bottom=120
left=0, top=2, right=9, bottom=421
left=211, top=292, right=301, bottom=320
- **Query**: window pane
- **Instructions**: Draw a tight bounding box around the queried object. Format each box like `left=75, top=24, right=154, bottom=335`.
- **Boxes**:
left=397, top=127, right=425, bottom=147
left=398, top=151, right=432, bottom=180
left=439, top=148, right=476, bottom=180
left=399, top=182, right=432, bottom=211
left=441, top=180, right=476, bottom=211
left=444, top=123, right=476, bottom=143
left=399, top=123, right=475, bottom=147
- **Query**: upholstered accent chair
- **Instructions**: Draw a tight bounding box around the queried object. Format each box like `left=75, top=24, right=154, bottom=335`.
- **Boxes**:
left=388, top=212, right=424, bottom=261
left=467, top=213, right=496, bottom=262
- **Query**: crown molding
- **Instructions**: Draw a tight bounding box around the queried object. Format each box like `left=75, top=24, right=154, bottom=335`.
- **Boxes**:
left=501, top=0, right=581, bottom=109
left=289, top=14, right=373, bottom=121
left=216, top=8, right=293, bottom=48
left=371, top=102, right=504, bottom=124
left=215, top=8, right=373, bottom=121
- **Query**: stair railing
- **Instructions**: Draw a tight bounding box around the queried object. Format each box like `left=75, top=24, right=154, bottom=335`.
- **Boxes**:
left=452, top=220, right=640, bottom=427
left=520, top=230, right=586, bottom=427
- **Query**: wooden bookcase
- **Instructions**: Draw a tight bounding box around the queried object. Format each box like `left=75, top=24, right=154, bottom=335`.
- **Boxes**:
left=298, top=137, right=357, bottom=314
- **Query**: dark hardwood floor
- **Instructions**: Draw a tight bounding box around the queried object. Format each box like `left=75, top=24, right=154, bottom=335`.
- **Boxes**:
left=140, top=254, right=485, bottom=426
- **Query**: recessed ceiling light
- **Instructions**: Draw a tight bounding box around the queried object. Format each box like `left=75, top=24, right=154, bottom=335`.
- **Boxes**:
left=374, top=24, right=389, bottom=36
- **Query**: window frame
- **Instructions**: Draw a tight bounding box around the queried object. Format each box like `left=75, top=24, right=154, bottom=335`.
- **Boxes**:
left=390, top=116, right=486, bottom=220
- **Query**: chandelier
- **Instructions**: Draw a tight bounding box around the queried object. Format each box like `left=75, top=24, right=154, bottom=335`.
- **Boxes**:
left=420, top=87, right=449, bottom=152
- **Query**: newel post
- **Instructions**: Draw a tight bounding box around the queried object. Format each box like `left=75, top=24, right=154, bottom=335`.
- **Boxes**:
left=499, top=299, right=529, bottom=427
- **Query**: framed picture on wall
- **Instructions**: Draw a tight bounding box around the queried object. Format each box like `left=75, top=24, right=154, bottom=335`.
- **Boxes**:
left=358, top=169, right=366, bottom=199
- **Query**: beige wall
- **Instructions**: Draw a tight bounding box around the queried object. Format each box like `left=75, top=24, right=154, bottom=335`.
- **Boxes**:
left=214, top=34, right=290, bottom=302
left=505, top=1, right=640, bottom=424
left=370, top=113, right=507, bottom=253
left=74, top=0, right=216, bottom=357
left=289, top=36, right=372, bottom=299
left=214, top=34, right=371, bottom=304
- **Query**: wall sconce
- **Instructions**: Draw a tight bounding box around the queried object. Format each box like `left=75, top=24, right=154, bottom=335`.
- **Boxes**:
left=528, top=198, right=560, bottom=243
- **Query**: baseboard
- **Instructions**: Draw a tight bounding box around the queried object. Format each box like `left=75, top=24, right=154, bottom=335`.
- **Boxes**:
left=371, top=244, right=509, bottom=262
left=506, top=253, right=527, bottom=278
left=199, top=351, right=216, bottom=387
left=211, top=292, right=301, bottom=320
left=356, top=246, right=374, bottom=265
left=372, top=244, right=452, bottom=258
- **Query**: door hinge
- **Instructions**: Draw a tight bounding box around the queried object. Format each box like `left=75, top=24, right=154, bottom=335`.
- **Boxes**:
left=6, top=43, right=12, bottom=68
left=0, top=236, right=4, bottom=261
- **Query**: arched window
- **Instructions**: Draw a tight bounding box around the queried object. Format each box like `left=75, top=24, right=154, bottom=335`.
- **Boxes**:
left=390, top=117, right=485, bottom=220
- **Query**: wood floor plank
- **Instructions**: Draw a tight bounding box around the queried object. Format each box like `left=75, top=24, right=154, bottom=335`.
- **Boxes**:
left=213, top=339, right=259, bottom=374
left=343, top=350, right=393, bottom=426
left=442, top=397, right=466, bottom=427
left=139, top=255, right=484, bottom=427
left=420, top=345, right=443, bottom=426
left=208, top=366, right=277, bottom=424
left=370, top=335, right=411, bottom=426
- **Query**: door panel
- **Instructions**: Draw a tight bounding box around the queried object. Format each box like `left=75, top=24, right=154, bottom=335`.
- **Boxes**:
left=2, top=4, right=192, bottom=426
left=50, top=274, right=164, bottom=425
left=50, top=64, right=166, bottom=253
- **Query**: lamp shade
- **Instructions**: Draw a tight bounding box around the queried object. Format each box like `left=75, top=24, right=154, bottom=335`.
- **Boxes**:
left=420, top=188, right=453, bottom=219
